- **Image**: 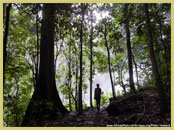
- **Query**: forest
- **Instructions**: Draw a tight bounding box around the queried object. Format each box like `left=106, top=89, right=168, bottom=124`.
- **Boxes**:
left=3, top=3, right=171, bottom=127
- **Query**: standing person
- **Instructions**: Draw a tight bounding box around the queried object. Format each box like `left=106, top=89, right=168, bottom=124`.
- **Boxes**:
left=94, top=84, right=102, bottom=112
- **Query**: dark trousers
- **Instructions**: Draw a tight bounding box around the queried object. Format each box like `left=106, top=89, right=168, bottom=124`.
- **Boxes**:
left=96, top=98, right=100, bottom=112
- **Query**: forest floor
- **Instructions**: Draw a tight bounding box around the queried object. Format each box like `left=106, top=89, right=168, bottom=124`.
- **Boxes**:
left=44, top=88, right=171, bottom=127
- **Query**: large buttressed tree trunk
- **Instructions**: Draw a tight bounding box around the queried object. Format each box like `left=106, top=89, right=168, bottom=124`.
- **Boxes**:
left=144, top=4, right=168, bottom=113
left=22, top=4, right=68, bottom=126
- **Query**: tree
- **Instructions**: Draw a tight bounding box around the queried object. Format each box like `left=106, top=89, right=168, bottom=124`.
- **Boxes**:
left=104, top=21, right=116, bottom=98
left=89, top=7, right=94, bottom=108
left=3, top=3, right=12, bottom=93
left=124, top=4, right=136, bottom=93
left=22, top=4, right=68, bottom=126
left=35, top=4, right=40, bottom=89
left=78, top=3, right=86, bottom=114
left=144, top=4, right=168, bottom=113
left=3, top=4, right=43, bottom=126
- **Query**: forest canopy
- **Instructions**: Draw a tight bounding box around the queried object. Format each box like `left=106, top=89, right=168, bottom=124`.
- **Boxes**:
left=3, top=3, right=171, bottom=126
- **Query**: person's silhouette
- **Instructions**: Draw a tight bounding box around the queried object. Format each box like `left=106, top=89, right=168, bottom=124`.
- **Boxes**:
left=94, top=84, right=102, bottom=112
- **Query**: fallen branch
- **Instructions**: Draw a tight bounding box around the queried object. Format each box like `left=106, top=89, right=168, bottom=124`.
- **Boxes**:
left=135, top=97, right=146, bottom=124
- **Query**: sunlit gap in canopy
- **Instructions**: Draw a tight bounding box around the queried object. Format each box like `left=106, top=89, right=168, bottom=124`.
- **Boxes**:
left=86, top=9, right=110, bottom=27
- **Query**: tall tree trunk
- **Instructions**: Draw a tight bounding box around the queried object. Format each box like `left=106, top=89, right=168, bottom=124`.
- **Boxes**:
left=75, top=46, right=79, bottom=112
left=119, top=66, right=127, bottom=95
left=156, top=11, right=168, bottom=65
left=156, top=11, right=170, bottom=85
left=78, top=3, right=85, bottom=114
left=124, top=4, right=136, bottom=93
left=68, top=38, right=72, bottom=111
left=104, top=23, right=116, bottom=98
left=132, top=53, right=140, bottom=88
left=3, top=3, right=11, bottom=93
left=35, top=6, right=39, bottom=90
left=68, top=94, right=72, bottom=111
left=89, top=14, right=93, bottom=108
left=144, top=4, right=168, bottom=113
left=22, top=4, right=68, bottom=126
left=35, top=3, right=67, bottom=113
